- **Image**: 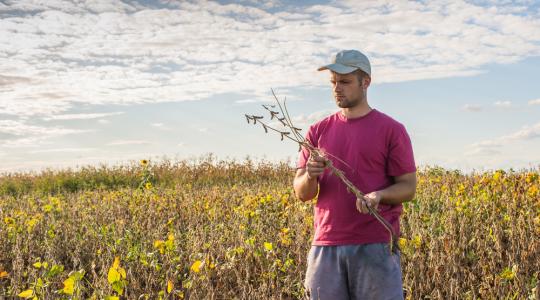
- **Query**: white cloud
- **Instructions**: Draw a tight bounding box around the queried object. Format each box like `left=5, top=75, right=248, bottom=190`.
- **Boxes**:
left=464, top=147, right=502, bottom=156
left=0, top=74, right=33, bottom=85
left=466, top=121, right=540, bottom=155
left=0, top=120, right=87, bottom=138
left=528, top=98, right=540, bottom=105
left=0, top=97, right=74, bottom=118
left=151, top=122, right=171, bottom=130
left=265, top=108, right=335, bottom=135
left=462, top=104, right=483, bottom=112
left=292, top=109, right=336, bottom=129
left=505, top=123, right=540, bottom=140
left=235, top=99, right=259, bottom=104
left=0, top=119, right=91, bottom=148
left=43, top=112, right=124, bottom=121
left=494, top=100, right=512, bottom=108
left=28, top=147, right=96, bottom=154
left=0, top=0, right=539, bottom=120
left=106, top=139, right=152, bottom=146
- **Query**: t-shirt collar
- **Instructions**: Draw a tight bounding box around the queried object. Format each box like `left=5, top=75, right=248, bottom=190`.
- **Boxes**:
left=337, top=108, right=376, bottom=122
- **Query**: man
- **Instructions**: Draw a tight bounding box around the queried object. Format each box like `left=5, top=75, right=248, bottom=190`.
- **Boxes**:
left=293, top=49, right=417, bottom=299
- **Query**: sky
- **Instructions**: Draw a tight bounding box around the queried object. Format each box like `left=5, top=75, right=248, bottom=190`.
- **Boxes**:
left=1, top=0, right=540, bottom=174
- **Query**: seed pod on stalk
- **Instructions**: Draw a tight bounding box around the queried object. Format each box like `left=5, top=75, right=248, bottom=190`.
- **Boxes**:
left=244, top=89, right=400, bottom=254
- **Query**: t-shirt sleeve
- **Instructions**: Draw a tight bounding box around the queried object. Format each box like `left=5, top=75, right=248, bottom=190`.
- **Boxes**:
left=296, top=125, right=317, bottom=169
left=387, top=124, right=416, bottom=177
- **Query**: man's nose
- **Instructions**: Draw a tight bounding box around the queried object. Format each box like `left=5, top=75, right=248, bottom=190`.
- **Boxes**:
left=334, top=83, right=342, bottom=92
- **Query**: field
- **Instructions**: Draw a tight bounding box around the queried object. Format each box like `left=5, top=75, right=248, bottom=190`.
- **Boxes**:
left=0, top=157, right=539, bottom=299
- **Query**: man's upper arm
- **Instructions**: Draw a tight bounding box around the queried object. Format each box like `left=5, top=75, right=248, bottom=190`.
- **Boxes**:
left=394, top=171, right=417, bottom=192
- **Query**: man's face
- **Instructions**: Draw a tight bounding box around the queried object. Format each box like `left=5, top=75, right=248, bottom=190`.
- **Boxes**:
left=330, top=71, right=368, bottom=109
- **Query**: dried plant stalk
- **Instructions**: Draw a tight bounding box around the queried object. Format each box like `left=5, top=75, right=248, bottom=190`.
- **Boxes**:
left=245, top=89, right=400, bottom=254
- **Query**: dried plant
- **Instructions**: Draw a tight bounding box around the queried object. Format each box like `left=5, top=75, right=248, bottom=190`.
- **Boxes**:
left=1, top=159, right=538, bottom=298
left=245, top=89, right=400, bottom=254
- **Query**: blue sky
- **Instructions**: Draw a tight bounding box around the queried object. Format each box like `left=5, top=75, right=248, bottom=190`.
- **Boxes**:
left=1, top=0, right=540, bottom=173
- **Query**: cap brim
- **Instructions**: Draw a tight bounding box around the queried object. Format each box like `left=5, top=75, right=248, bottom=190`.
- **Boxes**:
left=317, top=63, right=358, bottom=74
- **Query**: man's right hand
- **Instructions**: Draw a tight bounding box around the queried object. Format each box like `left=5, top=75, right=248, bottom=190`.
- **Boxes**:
left=306, top=154, right=328, bottom=180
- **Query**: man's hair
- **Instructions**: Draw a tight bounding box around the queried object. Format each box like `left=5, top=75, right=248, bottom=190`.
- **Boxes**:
left=354, top=69, right=369, bottom=84
left=330, top=69, right=370, bottom=86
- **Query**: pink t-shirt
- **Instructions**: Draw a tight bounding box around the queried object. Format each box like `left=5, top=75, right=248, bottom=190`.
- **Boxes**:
left=297, top=109, right=416, bottom=246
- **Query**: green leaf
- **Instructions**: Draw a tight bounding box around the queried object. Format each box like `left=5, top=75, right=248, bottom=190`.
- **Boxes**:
left=107, top=268, right=120, bottom=284
left=46, top=265, right=64, bottom=277
left=167, top=280, right=174, bottom=293
left=111, top=281, right=125, bottom=295
left=69, top=270, right=85, bottom=281
left=17, top=289, right=34, bottom=298
left=190, top=260, right=202, bottom=273
left=118, top=267, right=126, bottom=279
left=112, top=257, right=120, bottom=269
left=63, top=277, right=75, bottom=295
left=263, top=242, right=273, bottom=251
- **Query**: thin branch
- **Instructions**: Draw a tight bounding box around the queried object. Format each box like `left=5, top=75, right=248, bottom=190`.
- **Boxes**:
left=250, top=119, right=305, bottom=144
left=282, top=95, right=305, bottom=142
left=271, top=89, right=305, bottom=143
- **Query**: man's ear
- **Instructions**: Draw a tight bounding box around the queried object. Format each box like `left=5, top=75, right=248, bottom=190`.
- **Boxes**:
left=363, top=76, right=371, bottom=89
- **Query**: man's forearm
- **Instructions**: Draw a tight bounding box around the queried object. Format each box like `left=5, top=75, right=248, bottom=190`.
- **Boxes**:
left=294, top=171, right=319, bottom=201
left=379, top=181, right=416, bottom=205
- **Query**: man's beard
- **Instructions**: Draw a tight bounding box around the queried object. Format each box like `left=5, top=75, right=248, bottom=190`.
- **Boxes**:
left=336, top=96, right=361, bottom=108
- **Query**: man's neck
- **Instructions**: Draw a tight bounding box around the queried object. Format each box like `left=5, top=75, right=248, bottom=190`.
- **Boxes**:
left=340, top=101, right=372, bottom=119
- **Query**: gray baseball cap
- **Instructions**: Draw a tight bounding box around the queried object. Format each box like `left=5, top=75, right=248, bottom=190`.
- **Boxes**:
left=318, top=49, right=371, bottom=76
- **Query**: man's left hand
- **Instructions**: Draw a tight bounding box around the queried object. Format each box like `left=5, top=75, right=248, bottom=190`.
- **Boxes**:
left=356, top=191, right=382, bottom=214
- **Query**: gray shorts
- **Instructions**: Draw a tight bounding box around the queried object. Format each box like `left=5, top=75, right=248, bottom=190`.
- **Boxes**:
left=304, top=244, right=404, bottom=300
